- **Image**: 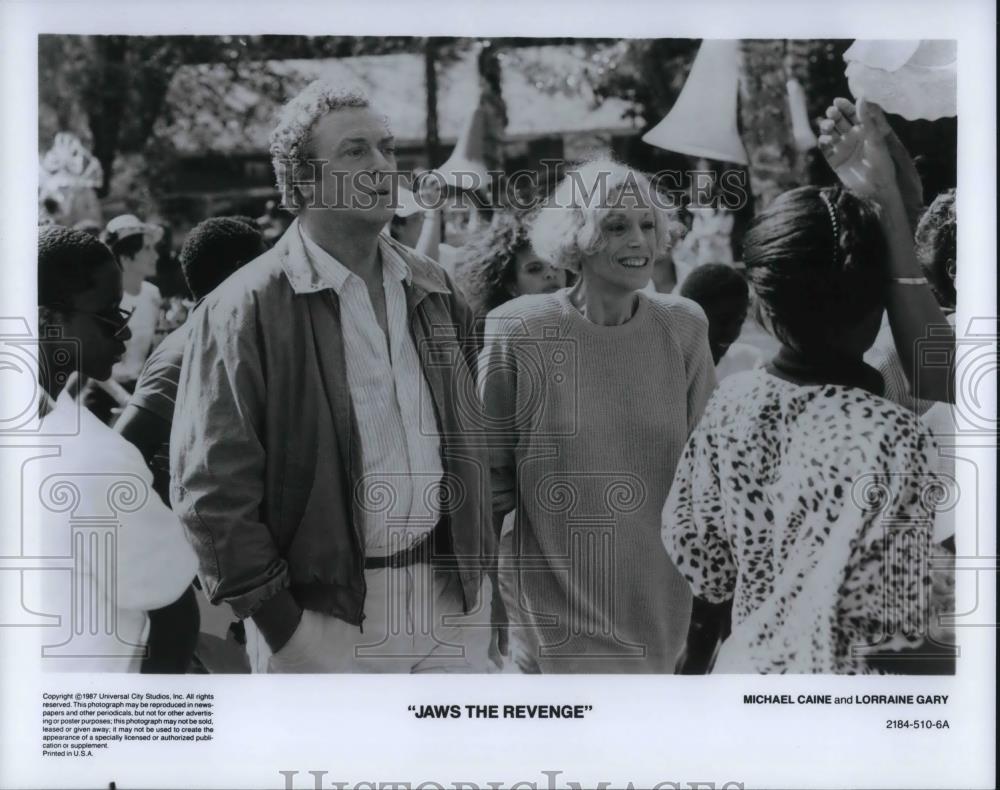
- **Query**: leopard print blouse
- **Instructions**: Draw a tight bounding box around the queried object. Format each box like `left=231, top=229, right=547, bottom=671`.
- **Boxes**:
left=662, top=369, right=941, bottom=674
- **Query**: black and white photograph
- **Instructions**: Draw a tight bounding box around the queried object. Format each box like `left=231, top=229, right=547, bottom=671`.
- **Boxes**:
left=0, top=1, right=995, bottom=788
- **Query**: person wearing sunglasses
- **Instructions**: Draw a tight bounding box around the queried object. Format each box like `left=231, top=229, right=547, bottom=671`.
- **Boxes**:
left=32, top=225, right=196, bottom=672
left=81, top=213, right=164, bottom=423
left=58, top=304, right=133, bottom=337
left=38, top=231, right=133, bottom=395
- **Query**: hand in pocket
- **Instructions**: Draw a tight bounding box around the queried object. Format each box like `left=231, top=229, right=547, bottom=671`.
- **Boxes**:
left=268, top=610, right=320, bottom=673
left=267, top=610, right=358, bottom=673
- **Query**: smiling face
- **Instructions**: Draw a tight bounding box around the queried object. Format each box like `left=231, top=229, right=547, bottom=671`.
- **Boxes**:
left=305, top=106, right=398, bottom=227
left=578, top=193, right=658, bottom=296
left=508, top=244, right=567, bottom=297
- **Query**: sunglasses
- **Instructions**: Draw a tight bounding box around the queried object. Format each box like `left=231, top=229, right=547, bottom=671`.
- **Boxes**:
left=50, top=304, right=134, bottom=338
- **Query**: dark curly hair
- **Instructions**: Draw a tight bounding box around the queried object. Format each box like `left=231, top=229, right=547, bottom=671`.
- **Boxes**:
left=225, top=215, right=261, bottom=231
left=453, top=210, right=535, bottom=317
left=180, top=217, right=265, bottom=300
left=38, top=225, right=117, bottom=310
left=741, top=185, right=886, bottom=354
left=679, top=263, right=749, bottom=311
left=914, top=189, right=956, bottom=310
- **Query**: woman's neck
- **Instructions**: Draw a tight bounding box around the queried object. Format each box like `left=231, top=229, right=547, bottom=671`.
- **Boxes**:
left=767, top=344, right=883, bottom=396
left=568, top=279, right=639, bottom=326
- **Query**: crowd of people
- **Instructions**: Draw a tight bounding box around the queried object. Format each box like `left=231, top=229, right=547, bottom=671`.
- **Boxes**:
left=35, top=78, right=958, bottom=675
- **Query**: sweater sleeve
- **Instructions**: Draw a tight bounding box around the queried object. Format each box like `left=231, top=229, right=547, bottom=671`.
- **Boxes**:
left=662, top=296, right=718, bottom=433
left=686, top=325, right=717, bottom=434
left=478, top=309, right=524, bottom=518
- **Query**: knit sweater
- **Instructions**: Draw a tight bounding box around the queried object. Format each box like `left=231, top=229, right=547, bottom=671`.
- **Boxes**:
left=479, top=288, right=716, bottom=672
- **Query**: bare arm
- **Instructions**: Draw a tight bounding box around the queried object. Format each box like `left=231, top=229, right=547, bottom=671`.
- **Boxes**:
left=820, top=98, right=955, bottom=404
left=877, top=188, right=955, bottom=403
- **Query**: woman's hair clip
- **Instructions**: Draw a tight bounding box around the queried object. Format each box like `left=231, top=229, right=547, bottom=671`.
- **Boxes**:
left=818, top=190, right=841, bottom=267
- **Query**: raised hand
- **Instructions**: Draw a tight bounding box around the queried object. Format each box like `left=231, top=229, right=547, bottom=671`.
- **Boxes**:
left=823, top=97, right=924, bottom=228
left=820, top=101, right=954, bottom=407
left=818, top=98, right=899, bottom=200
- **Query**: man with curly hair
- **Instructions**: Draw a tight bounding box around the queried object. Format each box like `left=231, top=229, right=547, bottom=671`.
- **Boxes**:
left=171, top=81, right=494, bottom=673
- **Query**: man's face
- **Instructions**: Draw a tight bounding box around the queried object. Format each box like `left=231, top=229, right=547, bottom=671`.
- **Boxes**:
left=305, top=106, right=398, bottom=227
left=59, top=258, right=130, bottom=382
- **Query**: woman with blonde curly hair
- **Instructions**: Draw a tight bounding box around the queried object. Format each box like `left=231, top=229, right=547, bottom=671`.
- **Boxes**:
left=479, top=158, right=716, bottom=673
left=454, top=209, right=567, bottom=320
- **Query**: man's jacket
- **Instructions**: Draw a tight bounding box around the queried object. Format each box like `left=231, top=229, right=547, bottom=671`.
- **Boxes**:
left=170, top=221, right=493, bottom=625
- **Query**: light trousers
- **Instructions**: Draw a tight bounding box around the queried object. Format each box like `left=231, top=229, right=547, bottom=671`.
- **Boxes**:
left=246, top=563, right=490, bottom=674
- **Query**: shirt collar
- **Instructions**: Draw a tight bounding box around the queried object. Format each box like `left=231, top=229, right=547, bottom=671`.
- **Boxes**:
left=379, top=231, right=414, bottom=286
left=298, top=223, right=412, bottom=295
left=278, top=218, right=450, bottom=298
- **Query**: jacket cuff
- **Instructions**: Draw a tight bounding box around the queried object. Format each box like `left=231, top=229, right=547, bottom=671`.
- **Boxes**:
left=248, top=588, right=303, bottom=654
left=226, top=570, right=293, bottom=620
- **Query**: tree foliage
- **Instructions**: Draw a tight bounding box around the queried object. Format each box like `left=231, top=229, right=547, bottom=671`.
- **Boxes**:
left=38, top=35, right=467, bottom=200
left=39, top=35, right=954, bottom=216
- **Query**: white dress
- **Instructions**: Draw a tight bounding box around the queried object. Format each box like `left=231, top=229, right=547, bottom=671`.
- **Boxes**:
left=113, top=280, right=162, bottom=383
left=25, top=390, right=197, bottom=672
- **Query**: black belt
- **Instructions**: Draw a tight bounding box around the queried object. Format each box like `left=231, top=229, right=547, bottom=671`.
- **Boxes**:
left=364, top=529, right=436, bottom=570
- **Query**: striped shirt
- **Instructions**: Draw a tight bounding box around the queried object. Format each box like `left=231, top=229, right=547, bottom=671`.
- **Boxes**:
left=299, top=225, right=443, bottom=556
